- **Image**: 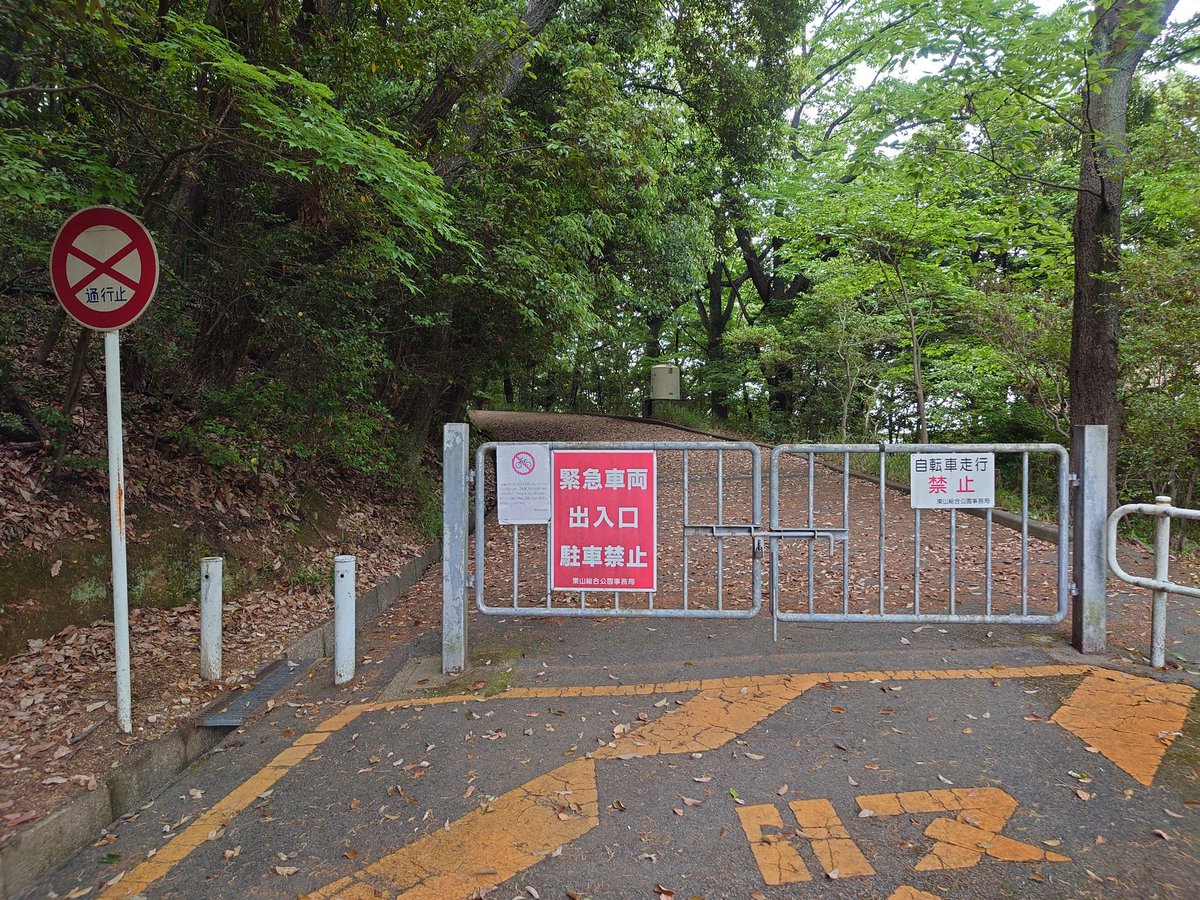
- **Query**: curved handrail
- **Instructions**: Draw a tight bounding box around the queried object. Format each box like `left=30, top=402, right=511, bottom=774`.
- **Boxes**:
left=1107, top=501, right=1200, bottom=598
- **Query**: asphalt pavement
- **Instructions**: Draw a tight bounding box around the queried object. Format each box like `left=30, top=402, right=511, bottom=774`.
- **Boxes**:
left=27, top=600, right=1200, bottom=900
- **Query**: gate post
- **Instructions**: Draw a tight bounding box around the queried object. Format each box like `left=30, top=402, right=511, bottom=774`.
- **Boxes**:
left=1072, top=425, right=1108, bottom=654
left=442, top=423, right=470, bottom=674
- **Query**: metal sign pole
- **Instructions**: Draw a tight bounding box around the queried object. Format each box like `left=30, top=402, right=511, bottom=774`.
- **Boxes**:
left=51, top=206, right=159, bottom=734
left=104, top=330, right=132, bottom=733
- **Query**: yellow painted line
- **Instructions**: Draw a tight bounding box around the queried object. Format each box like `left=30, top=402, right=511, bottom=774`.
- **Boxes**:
left=736, top=804, right=812, bottom=885
left=855, top=788, right=1068, bottom=871
left=594, top=676, right=816, bottom=758
left=308, top=757, right=599, bottom=899
left=372, top=664, right=1096, bottom=712
left=100, top=663, right=1164, bottom=897
left=101, top=703, right=372, bottom=899
left=788, top=798, right=875, bottom=878
left=1050, top=669, right=1197, bottom=786
left=890, top=887, right=942, bottom=900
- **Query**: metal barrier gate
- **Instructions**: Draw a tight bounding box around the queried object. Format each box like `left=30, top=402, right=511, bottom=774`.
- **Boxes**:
left=444, top=430, right=1080, bottom=671
left=473, top=441, right=762, bottom=618
left=770, top=443, right=1070, bottom=632
left=1108, top=496, right=1200, bottom=669
left=470, top=440, right=1069, bottom=625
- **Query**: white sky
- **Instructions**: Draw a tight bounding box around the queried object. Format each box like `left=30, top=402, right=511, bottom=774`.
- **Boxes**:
left=853, top=1, right=1199, bottom=89
left=1036, top=0, right=1199, bottom=18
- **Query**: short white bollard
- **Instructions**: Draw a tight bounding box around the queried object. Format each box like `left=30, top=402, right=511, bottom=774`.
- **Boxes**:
left=334, top=555, right=356, bottom=685
left=1152, top=496, right=1172, bottom=669
left=200, top=557, right=223, bottom=681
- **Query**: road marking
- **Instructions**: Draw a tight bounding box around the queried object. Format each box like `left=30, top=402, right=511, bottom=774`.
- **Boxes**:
left=889, top=887, right=942, bottom=900
left=1050, top=670, right=1197, bottom=786
left=855, top=788, right=1069, bottom=871
left=594, top=676, right=814, bottom=758
left=98, top=663, right=1192, bottom=898
left=101, top=704, right=369, bottom=899
left=736, top=804, right=812, bottom=885
left=309, top=757, right=599, bottom=899
left=741, top=788, right=1063, bottom=888
left=788, top=798, right=876, bottom=878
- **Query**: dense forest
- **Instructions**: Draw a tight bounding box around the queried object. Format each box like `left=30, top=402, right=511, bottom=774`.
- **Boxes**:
left=1, top=0, right=1198, bottom=508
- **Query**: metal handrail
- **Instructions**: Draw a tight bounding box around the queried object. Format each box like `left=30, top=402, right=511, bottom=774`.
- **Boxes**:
left=1107, top=496, right=1200, bottom=668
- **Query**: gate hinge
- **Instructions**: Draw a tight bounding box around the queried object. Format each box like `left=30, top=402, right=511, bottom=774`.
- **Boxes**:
left=467, top=573, right=476, bottom=589
left=1068, top=580, right=1078, bottom=596
left=469, top=468, right=476, bottom=481
left=1067, top=473, right=1079, bottom=486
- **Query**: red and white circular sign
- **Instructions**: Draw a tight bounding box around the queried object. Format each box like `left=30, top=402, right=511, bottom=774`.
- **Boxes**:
left=49, top=206, right=159, bottom=331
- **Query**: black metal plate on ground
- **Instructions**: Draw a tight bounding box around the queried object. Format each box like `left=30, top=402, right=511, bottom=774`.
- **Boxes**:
left=197, top=658, right=316, bottom=727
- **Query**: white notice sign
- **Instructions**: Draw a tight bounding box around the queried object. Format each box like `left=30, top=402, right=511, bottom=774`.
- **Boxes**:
left=909, top=453, right=995, bottom=509
left=497, top=444, right=552, bottom=524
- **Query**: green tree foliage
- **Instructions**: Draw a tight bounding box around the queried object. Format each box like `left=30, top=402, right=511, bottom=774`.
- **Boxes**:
left=2, top=0, right=1198, bottom=512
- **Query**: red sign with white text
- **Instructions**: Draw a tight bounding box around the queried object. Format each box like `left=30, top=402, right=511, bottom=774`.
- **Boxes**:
left=551, top=450, right=656, bottom=592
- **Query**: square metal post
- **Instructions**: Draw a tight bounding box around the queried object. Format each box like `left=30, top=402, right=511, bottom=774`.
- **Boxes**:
left=442, top=423, right=470, bottom=674
left=1072, top=425, right=1108, bottom=654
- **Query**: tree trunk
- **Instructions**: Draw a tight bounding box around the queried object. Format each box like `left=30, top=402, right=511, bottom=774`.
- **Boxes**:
left=908, top=310, right=928, bottom=444
left=1069, top=0, right=1177, bottom=509
left=697, top=266, right=736, bottom=420
left=33, top=307, right=67, bottom=365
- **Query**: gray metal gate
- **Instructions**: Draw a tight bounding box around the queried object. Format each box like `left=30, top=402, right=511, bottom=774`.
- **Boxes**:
left=473, top=441, right=763, bottom=618
left=770, top=443, right=1070, bottom=632
left=442, top=427, right=1079, bottom=671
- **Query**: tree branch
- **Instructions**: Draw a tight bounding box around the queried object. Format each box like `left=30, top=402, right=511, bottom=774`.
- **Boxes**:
left=928, top=144, right=1093, bottom=195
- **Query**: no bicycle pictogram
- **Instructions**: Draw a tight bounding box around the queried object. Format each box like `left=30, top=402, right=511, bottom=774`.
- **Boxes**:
left=50, top=206, right=159, bottom=331
left=511, top=450, right=537, bottom=475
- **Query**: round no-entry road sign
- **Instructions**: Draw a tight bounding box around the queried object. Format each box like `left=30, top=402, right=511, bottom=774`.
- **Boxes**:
left=49, top=206, right=159, bottom=331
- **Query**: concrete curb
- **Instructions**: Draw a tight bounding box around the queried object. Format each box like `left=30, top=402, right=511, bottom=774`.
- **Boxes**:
left=0, top=541, right=442, bottom=899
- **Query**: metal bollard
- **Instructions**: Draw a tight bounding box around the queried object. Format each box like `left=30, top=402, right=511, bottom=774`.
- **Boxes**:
left=200, top=557, right=223, bottom=680
left=1152, top=496, right=1171, bottom=669
left=334, top=555, right=356, bottom=685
